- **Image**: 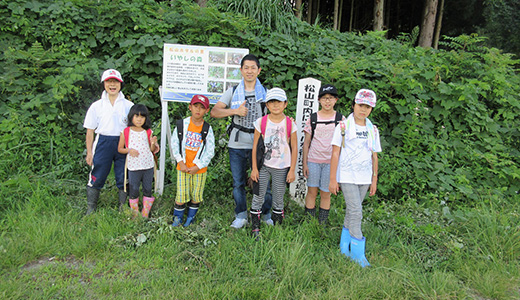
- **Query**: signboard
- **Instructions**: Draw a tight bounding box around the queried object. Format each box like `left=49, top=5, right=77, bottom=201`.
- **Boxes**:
left=156, top=44, right=249, bottom=195
left=161, top=43, right=249, bottom=104
left=289, top=78, right=321, bottom=205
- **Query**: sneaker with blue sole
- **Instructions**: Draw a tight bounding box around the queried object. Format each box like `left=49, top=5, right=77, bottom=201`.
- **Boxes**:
left=230, top=218, right=248, bottom=229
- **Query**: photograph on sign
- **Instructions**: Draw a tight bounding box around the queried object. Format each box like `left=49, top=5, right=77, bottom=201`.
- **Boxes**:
left=162, top=44, right=249, bottom=104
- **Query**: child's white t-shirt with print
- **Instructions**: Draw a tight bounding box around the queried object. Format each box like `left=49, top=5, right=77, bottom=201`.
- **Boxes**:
left=331, top=123, right=381, bottom=184
left=126, top=129, right=155, bottom=171
left=254, top=117, right=297, bottom=169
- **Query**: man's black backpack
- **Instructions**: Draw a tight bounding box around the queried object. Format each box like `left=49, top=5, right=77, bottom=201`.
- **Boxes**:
left=227, top=85, right=268, bottom=142
left=176, top=119, right=210, bottom=158
left=309, top=111, right=343, bottom=141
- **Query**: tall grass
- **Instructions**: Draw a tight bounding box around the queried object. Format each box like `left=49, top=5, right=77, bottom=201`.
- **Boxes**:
left=0, top=177, right=518, bottom=299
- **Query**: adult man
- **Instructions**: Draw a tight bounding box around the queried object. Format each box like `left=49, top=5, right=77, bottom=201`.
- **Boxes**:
left=210, top=54, right=273, bottom=228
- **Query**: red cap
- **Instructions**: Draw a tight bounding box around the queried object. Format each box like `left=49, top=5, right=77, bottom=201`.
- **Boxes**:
left=190, top=95, right=210, bottom=109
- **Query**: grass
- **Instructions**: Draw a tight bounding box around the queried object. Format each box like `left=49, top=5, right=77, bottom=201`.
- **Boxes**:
left=0, top=176, right=519, bottom=299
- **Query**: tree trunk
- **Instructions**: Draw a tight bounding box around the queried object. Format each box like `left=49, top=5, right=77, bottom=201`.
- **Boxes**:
left=418, top=0, right=438, bottom=48
left=307, top=0, right=312, bottom=23
left=384, top=0, right=391, bottom=31
left=433, top=0, right=444, bottom=49
left=334, top=0, right=340, bottom=30
left=295, top=0, right=302, bottom=20
left=349, top=0, right=355, bottom=32
left=338, top=0, right=344, bottom=30
left=373, top=0, right=384, bottom=31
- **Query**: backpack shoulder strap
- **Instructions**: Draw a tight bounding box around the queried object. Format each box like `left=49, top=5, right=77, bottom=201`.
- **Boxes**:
left=201, top=121, right=210, bottom=142
left=340, top=121, right=346, bottom=148
left=334, top=112, right=343, bottom=125
left=146, top=129, right=152, bottom=145
left=310, top=112, right=318, bottom=140
left=261, top=115, right=268, bottom=137
left=176, top=119, right=184, bottom=156
left=286, top=116, right=292, bottom=142
left=260, top=102, right=267, bottom=116
left=123, top=127, right=130, bottom=148
left=197, top=121, right=211, bottom=159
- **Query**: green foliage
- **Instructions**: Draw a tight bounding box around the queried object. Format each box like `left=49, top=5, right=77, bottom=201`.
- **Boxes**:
left=0, top=0, right=519, bottom=208
left=209, top=0, right=297, bottom=35
left=479, top=0, right=520, bottom=57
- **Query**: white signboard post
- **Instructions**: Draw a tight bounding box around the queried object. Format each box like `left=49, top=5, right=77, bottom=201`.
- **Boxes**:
left=157, top=44, right=249, bottom=195
left=289, top=78, right=321, bottom=206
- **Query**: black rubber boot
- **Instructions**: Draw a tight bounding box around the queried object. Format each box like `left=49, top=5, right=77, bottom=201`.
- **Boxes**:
left=318, top=208, right=330, bottom=225
left=304, top=206, right=316, bottom=218
left=250, top=209, right=261, bottom=241
left=272, top=209, right=284, bottom=225
left=118, top=189, right=127, bottom=211
left=86, top=187, right=100, bottom=215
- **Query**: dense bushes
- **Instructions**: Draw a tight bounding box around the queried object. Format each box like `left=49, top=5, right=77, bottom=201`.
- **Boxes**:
left=0, top=0, right=518, bottom=206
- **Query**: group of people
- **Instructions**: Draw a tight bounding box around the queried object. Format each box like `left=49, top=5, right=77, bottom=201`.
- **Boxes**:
left=83, top=54, right=381, bottom=268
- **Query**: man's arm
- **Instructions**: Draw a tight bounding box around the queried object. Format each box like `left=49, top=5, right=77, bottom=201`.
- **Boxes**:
left=211, top=101, right=247, bottom=118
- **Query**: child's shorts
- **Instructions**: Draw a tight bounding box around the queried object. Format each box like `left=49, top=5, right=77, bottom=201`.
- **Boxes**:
left=175, top=170, right=207, bottom=204
left=307, top=162, right=331, bottom=192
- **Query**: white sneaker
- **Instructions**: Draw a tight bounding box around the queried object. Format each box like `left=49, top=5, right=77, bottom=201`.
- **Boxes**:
left=263, top=218, right=274, bottom=226
left=230, top=218, right=248, bottom=229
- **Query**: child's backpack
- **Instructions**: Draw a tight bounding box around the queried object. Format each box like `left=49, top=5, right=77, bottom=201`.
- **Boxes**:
left=176, top=119, right=210, bottom=159
left=123, top=127, right=153, bottom=149
left=256, top=115, right=292, bottom=168
left=227, top=85, right=268, bottom=141
left=260, top=115, right=292, bottom=142
left=309, top=111, right=343, bottom=141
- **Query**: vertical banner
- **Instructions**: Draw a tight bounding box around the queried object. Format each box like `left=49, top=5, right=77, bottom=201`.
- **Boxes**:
left=289, top=78, right=321, bottom=206
left=161, top=43, right=249, bottom=104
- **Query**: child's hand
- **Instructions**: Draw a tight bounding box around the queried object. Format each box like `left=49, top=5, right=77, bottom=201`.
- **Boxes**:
left=250, top=168, right=259, bottom=182
left=86, top=153, right=93, bottom=166
left=178, top=161, right=188, bottom=173
left=129, top=149, right=139, bottom=157
left=329, top=179, right=339, bottom=195
left=302, top=163, right=309, bottom=178
left=150, top=136, right=160, bottom=154
left=286, top=169, right=295, bottom=183
left=187, top=166, right=200, bottom=175
left=369, top=177, right=378, bottom=196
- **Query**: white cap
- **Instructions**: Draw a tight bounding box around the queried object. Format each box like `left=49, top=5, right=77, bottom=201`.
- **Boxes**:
left=100, top=69, right=123, bottom=83
left=265, top=87, right=287, bottom=102
left=355, top=89, right=376, bottom=107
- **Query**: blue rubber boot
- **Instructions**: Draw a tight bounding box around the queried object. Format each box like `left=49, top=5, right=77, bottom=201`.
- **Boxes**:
left=183, top=203, right=199, bottom=227
left=172, top=204, right=185, bottom=227
left=350, top=236, right=370, bottom=268
left=340, top=227, right=351, bottom=256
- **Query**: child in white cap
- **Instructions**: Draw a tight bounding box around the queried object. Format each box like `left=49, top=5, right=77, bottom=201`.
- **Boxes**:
left=250, top=88, right=298, bottom=239
left=329, top=89, right=381, bottom=267
left=84, top=69, right=134, bottom=214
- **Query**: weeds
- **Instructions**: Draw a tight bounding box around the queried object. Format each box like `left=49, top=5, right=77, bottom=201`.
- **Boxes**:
left=0, top=177, right=518, bottom=299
